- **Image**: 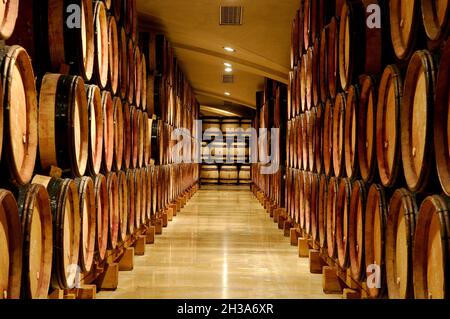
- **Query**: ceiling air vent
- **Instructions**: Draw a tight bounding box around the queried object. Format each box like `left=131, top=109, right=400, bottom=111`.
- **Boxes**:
left=220, top=6, right=243, bottom=25
left=223, top=74, right=234, bottom=83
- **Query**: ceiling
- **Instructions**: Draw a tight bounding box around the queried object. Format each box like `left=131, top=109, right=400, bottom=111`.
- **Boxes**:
left=137, top=0, right=297, bottom=117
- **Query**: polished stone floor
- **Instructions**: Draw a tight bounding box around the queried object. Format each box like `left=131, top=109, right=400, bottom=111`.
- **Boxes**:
left=98, top=187, right=335, bottom=299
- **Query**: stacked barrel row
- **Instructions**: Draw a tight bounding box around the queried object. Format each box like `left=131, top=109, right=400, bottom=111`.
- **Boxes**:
left=200, top=118, right=252, bottom=185
left=252, top=78, right=288, bottom=209
left=285, top=0, right=450, bottom=299
left=0, top=0, right=199, bottom=299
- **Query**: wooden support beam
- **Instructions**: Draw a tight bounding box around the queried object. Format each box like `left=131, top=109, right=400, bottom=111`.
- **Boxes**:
left=309, top=250, right=326, bottom=274
left=96, top=263, right=119, bottom=291
left=290, top=228, right=300, bottom=246
left=343, top=288, right=361, bottom=299
left=119, top=247, right=134, bottom=271
left=322, top=266, right=343, bottom=294
left=146, top=226, right=155, bottom=244
left=162, top=212, right=168, bottom=227
left=134, top=235, right=146, bottom=256
left=298, top=238, right=309, bottom=257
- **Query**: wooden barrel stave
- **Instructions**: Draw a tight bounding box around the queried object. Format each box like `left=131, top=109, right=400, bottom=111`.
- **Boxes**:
left=349, top=180, right=367, bottom=282
left=93, top=1, right=109, bottom=89
left=85, top=84, right=103, bottom=176
left=94, top=174, right=108, bottom=261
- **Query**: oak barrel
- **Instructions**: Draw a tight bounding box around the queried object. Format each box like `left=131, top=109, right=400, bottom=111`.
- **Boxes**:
left=139, top=168, right=147, bottom=225
left=85, top=85, right=103, bottom=175
left=323, top=99, right=334, bottom=176
left=134, top=46, right=142, bottom=108
left=201, top=165, right=219, bottom=184
left=123, top=103, right=131, bottom=169
left=239, top=165, right=251, bottom=184
left=386, top=188, right=418, bottom=299
left=327, top=17, right=340, bottom=98
left=421, top=0, right=450, bottom=46
left=101, top=91, right=114, bottom=173
left=117, top=171, right=128, bottom=242
left=94, top=174, right=108, bottom=261
left=17, top=184, right=52, bottom=299
left=141, top=52, right=147, bottom=111
left=93, top=1, right=109, bottom=89
left=126, top=170, right=135, bottom=235
left=220, top=165, right=238, bottom=184
left=390, top=0, right=421, bottom=60
left=0, top=45, right=37, bottom=185
left=413, top=195, right=450, bottom=299
left=144, top=167, right=152, bottom=221
left=133, top=169, right=143, bottom=229
left=332, top=93, right=347, bottom=178
left=119, top=27, right=128, bottom=100
left=349, top=180, right=367, bottom=281
left=0, top=0, right=18, bottom=40
left=319, top=26, right=329, bottom=103
left=344, top=85, right=360, bottom=180
left=314, top=104, right=324, bottom=174
left=130, top=106, right=139, bottom=168
left=310, top=174, right=321, bottom=243
left=336, top=178, right=352, bottom=269
left=39, top=73, right=88, bottom=177
left=137, top=109, right=145, bottom=168
left=113, top=97, right=123, bottom=171
left=107, top=16, right=119, bottom=95
left=326, top=177, right=339, bottom=258
left=127, top=38, right=135, bottom=104
left=0, top=189, right=22, bottom=299
left=106, top=173, right=119, bottom=249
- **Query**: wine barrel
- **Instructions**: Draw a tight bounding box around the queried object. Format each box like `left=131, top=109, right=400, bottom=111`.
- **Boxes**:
left=290, top=10, right=300, bottom=69
left=112, top=0, right=122, bottom=20
left=401, top=50, right=436, bottom=193
left=310, top=174, right=321, bottom=243
left=133, top=169, right=143, bottom=230
left=323, top=99, right=334, bottom=176
left=299, top=170, right=306, bottom=228
left=345, top=85, right=360, bottom=180
left=101, top=91, right=114, bottom=173
left=301, top=114, right=309, bottom=171
left=0, top=45, right=37, bottom=185
left=435, top=40, right=450, bottom=196
left=85, top=85, right=103, bottom=175
left=134, top=46, right=142, bottom=108
left=17, top=184, right=52, bottom=299
left=39, top=73, right=88, bottom=178
left=333, top=93, right=347, bottom=177
left=125, top=0, right=137, bottom=41
left=390, top=0, right=421, bottom=60
left=203, top=119, right=221, bottom=131
left=239, top=165, right=251, bottom=184
left=144, top=115, right=152, bottom=167
left=107, top=16, right=119, bottom=95
left=413, top=195, right=450, bottom=299
left=137, top=110, right=145, bottom=168
left=220, top=165, right=238, bottom=184
left=32, top=175, right=81, bottom=290
left=300, top=54, right=307, bottom=113
left=119, top=27, right=128, bottom=100
left=111, top=99, right=123, bottom=172
left=338, top=0, right=365, bottom=91
left=139, top=168, right=147, bottom=225
left=305, top=48, right=314, bottom=111
left=106, top=172, right=119, bottom=249
left=349, top=180, right=367, bottom=281
left=117, top=171, right=128, bottom=242
left=141, top=52, right=147, bottom=111
left=304, top=172, right=313, bottom=235
left=365, top=184, right=387, bottom=299
left=201, top=165, right=219, bottom=184
left=94, top=174, right=108, bottom=261
left=336, top=178, right=352, bottom=269
left=328, top=17, right=340, bottom=98
left=295, top=117, right=302, bottom=169
left=151, top=166, right=158, bottom=215
left=93, top=1, right=109, bottom=89
left=319, top=26, right=329, bottom=103
left=376, top=65, right=403, bottom=188
left=421, top=0, right=450, bottom=46
left=0, top=189, right=22, bottom=299
left=222, top=119, right=240, bottom=135
left=126, top=170, right=135, bottom=235
left=102, top=0, right=111, bottom=10
left=47, top=0, right=94, bottom=81
left=326, top=177, right=339, bottom=258
left=386, top=188, right=418, bottom=299
left=303, top=0, right=311, bottom=50
left=314, top=104, right=324, bottom=174
left=312, top=37, right=321, bottom=106
left=74, top=177, right=96, bottom=273
left=0, top=0, right=18, bottom=40
left=147, top=74, right=155, bottom=115
left=127, top=38, right=135, bottom=104
left=130, top=106, right=139, bottom=168
left=144, top=167, right=152, bottom=222
left=319, top=175, right=329, bottom=249
left=358, top=75, right=378, bottom=184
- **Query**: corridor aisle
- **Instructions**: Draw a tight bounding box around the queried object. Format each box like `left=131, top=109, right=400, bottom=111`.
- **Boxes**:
left=98, top=187, right=336, bottom=299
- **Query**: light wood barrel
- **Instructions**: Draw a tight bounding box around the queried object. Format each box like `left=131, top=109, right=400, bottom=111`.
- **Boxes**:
left=327, top=17, right=340, bottom=98
left=312, top=37, right=321, bottom=106
left=401, top=50, right=436, bottom=193
left=139, top=168, right=147, bottom=225
left=221, top=119, right=240, bottom=132
left=323, top=99, right=334, bottom=176
left=113, top=97, right=123, bottom=171
left=85, top=85, right=103, bottom=175
left=201, top=165, right=219, bottom=184
left=17, top=184, right=53, bottom=299
left=93, top=1, right=109, bottom=89
left=319, top=25, right=329, bottom=103
left=144, top=167, right=152, bottom=221
left=107, top=16, right=119, bottom=95
left=301, top=114, right=308, bottom=170
left=144, top=114, right=151, bottom=167
left=421, top=0, right=450, bottom=46
left=365, top=184, right=387, bottom=299
left=130, top=106, right=139, bottom=168
left=299, top=171, right=306, bottom=227
left=134, top=46, right=142, bottom=108
left=304, top=172, right=313, bottom=235
left=47, top=0, right=94, bottom=80
left=318, top=175, right=329, bottom=249
left=239, top=165, right=251, bottom=184
left=305, top=48, right=314, bottom=111
left=101, top=91, right=114, bottom=173
left=123, top=103, right=131, bottom=170
left=203, top=119, right=221, bottom=131
left=39, top=73, right=88, bottom=177
left=141, top=52, right=147, bottom=111
left=0, top=0, right=18, bottom=40
left=386, top=188, right=418, bottom=299
left=295, top=117, right=302, bottom=169
left=220, top=165, right=238, bottom=184
left=119, top=27, right=128, bottom=100
left=326, top=177, right=339, bottom=258
left=336, top=178, right=352, bottom=269
left=127, top=38, right=135, bottom=104
left=435, top=40, right=450, bottom=196
left=126, top=170, right=135, bottom=235
left=151, top=166, right=158, bottom=214
left=117, top=171, right=128, bottom=242
left=0, top=45, right=37, bottom=185
left=358, top=75, right=378, bottom=184
left=345, top=85, right=360, bottom=180
left=314, top=104, right=324, bottom=174
left=94, top=174, right=108, bottom=261
left=310, top=174, right=321, bottom=243
left=390, top=0, right=420, bottom=60
left=106, top=173, right=119, bottom=249
left=0, top=189, right=22, bottom=299
left=332, top=93, right=346, bottom=178
left=300, top=54, right=307, bottom=113
left=32, top=176, right=81, bottom=290
left=413, top=195, right=450, bottom=299
left=349, top=180, right=367, bottom=281
left=376, top=65, right=403, bottom=188
left=137, top=109, right=145, bottom=168
left=74, top=177, right=96, bottom=273
left=133, top=169, right=143, bottom=230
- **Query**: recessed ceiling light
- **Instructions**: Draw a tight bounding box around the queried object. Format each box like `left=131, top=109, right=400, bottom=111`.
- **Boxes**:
left=224, top=62, right=232, bottom=67
left=224, top=47, right=235, bottom=52
left=224, top=92, right=231, bottom=96
left=224, top=67, right=233, bottom=72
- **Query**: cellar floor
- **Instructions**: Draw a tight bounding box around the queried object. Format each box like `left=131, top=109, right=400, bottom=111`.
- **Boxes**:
left=97, top=187, right=337, bottom=299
